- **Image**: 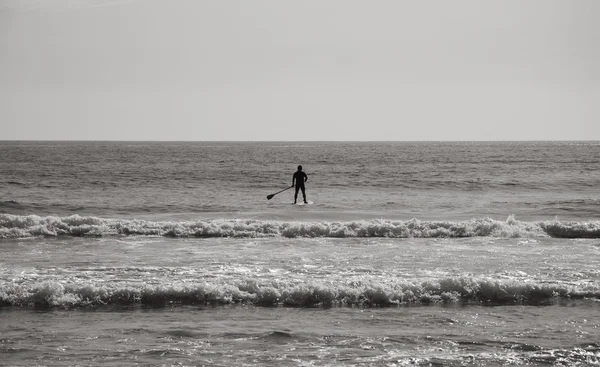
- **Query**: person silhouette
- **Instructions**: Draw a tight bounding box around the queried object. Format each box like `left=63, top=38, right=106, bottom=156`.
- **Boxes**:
left=292, top=165, right=308, bottom=204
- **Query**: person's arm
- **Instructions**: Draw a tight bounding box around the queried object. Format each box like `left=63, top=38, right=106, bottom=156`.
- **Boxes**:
left=304, top=172, right=308, bottom=183
left=292, top=173, right=295, bottom=187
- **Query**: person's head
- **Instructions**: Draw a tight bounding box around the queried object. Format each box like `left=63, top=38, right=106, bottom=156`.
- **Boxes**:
left=297, top=165, right=303, bottom=171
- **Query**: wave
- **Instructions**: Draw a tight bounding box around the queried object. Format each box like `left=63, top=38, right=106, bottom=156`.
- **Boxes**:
left=1, top=214, right=599, bottom=239
left=1, top=277, right=598, bottom=309
left=1, top=214, right=600, bottom=239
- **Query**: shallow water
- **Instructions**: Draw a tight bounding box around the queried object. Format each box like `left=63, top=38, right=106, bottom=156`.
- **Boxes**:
left=1, top=236, right=600, bottom=365
left=2, top=303, right=600, bottom=366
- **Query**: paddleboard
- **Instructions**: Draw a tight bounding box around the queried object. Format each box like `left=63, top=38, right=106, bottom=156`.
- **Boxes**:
left=294, top=201, right=313, bottom=206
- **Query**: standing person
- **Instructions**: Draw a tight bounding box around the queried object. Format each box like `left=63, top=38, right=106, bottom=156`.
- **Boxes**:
left=292, top=165, right=308, bottom=204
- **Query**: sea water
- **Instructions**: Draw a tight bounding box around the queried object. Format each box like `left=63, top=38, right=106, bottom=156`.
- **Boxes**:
left=1, top=141, right=599, bottom=366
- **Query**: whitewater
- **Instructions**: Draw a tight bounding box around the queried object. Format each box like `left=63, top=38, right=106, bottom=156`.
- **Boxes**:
left=2, top=213, right=600, bottom=239
left=1, top=141, right=599, bottom=366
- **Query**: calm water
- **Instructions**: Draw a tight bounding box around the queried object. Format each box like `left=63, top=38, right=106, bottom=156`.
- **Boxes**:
left=2, top=141, right=599, bottom=221
left=1, top=141, right=599, bottom=366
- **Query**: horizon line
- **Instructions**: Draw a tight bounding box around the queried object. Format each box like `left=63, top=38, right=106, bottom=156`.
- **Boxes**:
left=1, top=139, right=599, bottom=143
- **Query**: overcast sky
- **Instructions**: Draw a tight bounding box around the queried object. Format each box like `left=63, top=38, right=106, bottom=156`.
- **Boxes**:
left=1, top=0, right=598, bottom=141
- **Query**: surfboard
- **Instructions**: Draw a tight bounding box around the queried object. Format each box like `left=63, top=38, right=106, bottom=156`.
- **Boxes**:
left=294, top=201, right=313, bottom=206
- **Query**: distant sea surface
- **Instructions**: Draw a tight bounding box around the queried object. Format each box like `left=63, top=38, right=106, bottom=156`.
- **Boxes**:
left=1, top=141, right=599, bottom=366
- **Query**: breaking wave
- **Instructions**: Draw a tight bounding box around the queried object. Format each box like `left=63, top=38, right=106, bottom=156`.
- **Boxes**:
left=1, top=213, right=600, bottom=239
left=1, top=277, right=599, bottom=309
left=0, top=214, right=600, bottom=238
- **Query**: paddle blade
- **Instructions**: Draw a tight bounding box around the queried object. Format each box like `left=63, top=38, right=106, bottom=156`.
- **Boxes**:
left=267, top=194, right=275, bottom=200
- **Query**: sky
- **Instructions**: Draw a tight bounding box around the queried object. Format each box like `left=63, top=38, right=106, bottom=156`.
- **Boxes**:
left=1, top=0, right=598, bottom=141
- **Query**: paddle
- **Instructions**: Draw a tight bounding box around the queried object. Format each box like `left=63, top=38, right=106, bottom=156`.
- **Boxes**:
left=267, top=185, right=293, bottom=200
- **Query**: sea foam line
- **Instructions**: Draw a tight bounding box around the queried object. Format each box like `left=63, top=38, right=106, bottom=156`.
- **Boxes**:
left=1, top=214, right=599, bottom=239
left=1, top=277, right=598, bottom=309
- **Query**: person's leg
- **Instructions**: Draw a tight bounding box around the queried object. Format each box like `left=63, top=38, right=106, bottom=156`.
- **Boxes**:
left=301, top=186, right=307, bottom=203
left=294, top=186, right=299, bottom=203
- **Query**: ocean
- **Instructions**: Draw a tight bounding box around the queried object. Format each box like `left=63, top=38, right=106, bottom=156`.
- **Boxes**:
left=1, top=141, right=599, bottom=366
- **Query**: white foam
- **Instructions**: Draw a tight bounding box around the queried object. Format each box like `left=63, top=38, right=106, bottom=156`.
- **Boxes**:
left=1, top=214, right=599, bottom=239
left=1, top=276, right=598, bottom=308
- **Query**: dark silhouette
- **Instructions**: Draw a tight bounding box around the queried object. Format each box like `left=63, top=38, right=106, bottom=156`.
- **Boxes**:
left=292, top=165, right=308, bottom=204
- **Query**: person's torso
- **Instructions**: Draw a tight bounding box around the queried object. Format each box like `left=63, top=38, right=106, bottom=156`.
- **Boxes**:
left=294, top=171, right=306, bottom=185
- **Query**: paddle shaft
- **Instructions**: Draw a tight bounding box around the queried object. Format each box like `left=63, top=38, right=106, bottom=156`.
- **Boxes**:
left=267, top=185, right=293, bottom=200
